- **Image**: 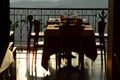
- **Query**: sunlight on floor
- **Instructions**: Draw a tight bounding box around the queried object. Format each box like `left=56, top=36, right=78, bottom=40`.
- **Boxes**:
left=16, top=51, right=50, bottom=80
left=16, top=50, right=106, bottom=80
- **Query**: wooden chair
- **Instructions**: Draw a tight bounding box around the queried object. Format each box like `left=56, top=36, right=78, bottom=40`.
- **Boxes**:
left=95, top=11, right=107, bottom=69
left=57, top=18, right=84, bottom=71
left=27, top=15, right=44, bottom=53
left=26, top=15, right=44, bottom=75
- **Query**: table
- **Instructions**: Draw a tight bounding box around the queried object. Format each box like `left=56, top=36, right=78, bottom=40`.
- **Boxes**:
left=41, top=20, right=97, bottom=71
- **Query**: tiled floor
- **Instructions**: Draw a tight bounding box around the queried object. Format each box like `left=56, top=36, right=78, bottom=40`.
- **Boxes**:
left=15, top=50, right=106, bottom=80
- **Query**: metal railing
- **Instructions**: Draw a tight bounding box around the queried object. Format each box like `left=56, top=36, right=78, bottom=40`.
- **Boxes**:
left=10, top=7, right=108, bottom=48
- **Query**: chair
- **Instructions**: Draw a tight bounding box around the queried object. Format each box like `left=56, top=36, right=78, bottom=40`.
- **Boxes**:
left=57, top=18, right=84, bottom=71
left=96, top=16, right=107, bottom=69
left=27, top=15, right=44, bottom=53
left=26, top=15, right=44, bottom=75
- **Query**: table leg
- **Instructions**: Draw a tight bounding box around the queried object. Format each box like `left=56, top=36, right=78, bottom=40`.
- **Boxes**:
left=79, top=52, right=84, bottom=71
left=58, top=51, right=80, bottom=72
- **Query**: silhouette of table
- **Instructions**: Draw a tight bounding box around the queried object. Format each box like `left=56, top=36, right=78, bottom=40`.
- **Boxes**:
left=41, top=24, right=97, bottom=71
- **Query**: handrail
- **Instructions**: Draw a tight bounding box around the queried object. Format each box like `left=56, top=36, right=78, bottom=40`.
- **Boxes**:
left=10, top=7, right=108, bottom=48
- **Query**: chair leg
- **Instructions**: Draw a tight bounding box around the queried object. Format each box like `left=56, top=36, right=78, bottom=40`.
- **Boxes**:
left=104, top=46, right=106, bottom=70
left=34, top=49, right=37, bottom=76
left=56, top=52, right=62, bottom=80
left=56, top=52, right=61, bottom=71
left=58, top=52, right=61, bottom=69
left=30, top=49, right=37, bottom=76
left=101, top=48, right=103, bottom=68
left=56, top=53, right=58, bottom=71
left=26, top=51, right=30, bottom=74
left=81, top=53, right=84, bottom=71
left=100, top=45, right=107, bottom=70
left=79, top=53, right=84, bottom=71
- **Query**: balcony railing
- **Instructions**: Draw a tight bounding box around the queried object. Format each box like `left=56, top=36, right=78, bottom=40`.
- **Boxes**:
left=10, top=7, right=108, bottom=48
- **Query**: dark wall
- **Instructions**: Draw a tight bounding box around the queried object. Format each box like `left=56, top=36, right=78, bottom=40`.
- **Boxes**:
left=0, top=0, right=10, bottom=66
left=112, top=0, right=120, bottom=79
left=113, top=0, right=120, bottom=49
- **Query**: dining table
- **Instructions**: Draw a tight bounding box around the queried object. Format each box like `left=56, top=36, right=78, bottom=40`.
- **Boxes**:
left=41, top=18, right=97, bottom=71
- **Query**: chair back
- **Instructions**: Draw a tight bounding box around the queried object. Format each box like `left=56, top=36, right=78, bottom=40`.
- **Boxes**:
left=59, top=18, right=84, bottom=51
left=59, top=18, right=84, bottom=36
left=98, top=20, right=107, bottom=43
left=33, top=20, right=40, bottom=34
left=27, top=15, right=33, bottom=35
left=98, top=21, right=106, bottom=36
left=27, top=15, right=33, bottom=26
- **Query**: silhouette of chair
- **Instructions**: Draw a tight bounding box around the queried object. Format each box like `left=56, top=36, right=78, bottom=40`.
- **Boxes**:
left=26, top=15, right=44, bottom=74
left=96, top=18, right=107, bottom=69
left=57, top=18, right=84, bottom=71
left=27, top=15, right=44, bottom=54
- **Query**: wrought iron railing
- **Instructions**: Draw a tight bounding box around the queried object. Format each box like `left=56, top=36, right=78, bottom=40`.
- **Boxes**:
left=10, top=8, right=108, bottom=48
